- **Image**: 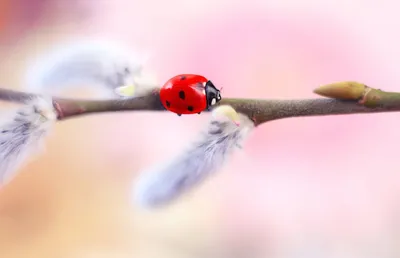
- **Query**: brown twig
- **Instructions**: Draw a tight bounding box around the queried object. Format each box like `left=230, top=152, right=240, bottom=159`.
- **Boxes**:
left=0, top=82, right=400, bottom=126
left=0, top=88, right=39, bottom=104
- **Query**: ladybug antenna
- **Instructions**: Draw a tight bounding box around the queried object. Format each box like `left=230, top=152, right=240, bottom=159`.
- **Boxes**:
left=219, top=87, right=224, bottom=92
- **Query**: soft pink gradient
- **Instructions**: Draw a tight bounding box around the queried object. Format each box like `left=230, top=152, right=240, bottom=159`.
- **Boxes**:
left=1, top=0, right=400, bottom=257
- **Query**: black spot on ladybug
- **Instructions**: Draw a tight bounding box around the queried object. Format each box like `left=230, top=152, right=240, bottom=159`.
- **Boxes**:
left=165, top=101, right=171, bottom=107
left=179, top=90, right=185, bottom=100
left=180, top=76, right=186, bottom=80
left=187, top=106, right=194, bottom=112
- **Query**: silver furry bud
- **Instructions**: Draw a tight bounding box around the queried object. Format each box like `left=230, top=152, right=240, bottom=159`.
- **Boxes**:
left=133, top=105, right=255, bottom=208
left=0, top=97, right=56, bottom=186
left=24, top=40, right=155, bottom=98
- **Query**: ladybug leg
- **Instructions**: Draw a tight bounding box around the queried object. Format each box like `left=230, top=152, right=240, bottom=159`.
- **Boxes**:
left=177, top=114, right=182, bottom=116
left=198, top=112, right=201, bottom=114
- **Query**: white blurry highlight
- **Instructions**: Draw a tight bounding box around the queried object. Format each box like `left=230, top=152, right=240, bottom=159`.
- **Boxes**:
left=0, top=97, right=56, bottom=186
left=133, top=105, right=255, bottom=208
left=114, top=69, right=159, bottom=98
left=24, top=39, right=156, bottom=98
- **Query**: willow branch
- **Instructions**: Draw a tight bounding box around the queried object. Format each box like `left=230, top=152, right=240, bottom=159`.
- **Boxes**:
left=0, top=82, right=399, bottom=126
left=0, top=88, right=39, bottom=104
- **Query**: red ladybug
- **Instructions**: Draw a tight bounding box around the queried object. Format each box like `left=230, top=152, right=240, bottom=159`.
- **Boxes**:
left=159, top=74, right=222, bottom=116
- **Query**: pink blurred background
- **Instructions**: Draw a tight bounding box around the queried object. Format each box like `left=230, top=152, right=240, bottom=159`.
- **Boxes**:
left=1, top=0, right=400, bottom=257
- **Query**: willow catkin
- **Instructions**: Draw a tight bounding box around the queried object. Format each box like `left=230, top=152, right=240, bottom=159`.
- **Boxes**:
left=133, top=105, right=255, bottom=208
left=24, top=40, right=155, bottom=98
left=0, top=96, right=56, bottom=186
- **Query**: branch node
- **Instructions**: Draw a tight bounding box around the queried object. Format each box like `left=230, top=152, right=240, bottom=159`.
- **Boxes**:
left=52, top=100, right=64, bottom=119
left=358, top=87, right=373, bottom=106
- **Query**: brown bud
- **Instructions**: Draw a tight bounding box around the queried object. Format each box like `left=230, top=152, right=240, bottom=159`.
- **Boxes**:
left=313, top=81, right=366, bottom=100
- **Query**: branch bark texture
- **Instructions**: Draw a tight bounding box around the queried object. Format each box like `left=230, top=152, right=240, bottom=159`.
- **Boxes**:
left=0, top=82, right=399, bottom=126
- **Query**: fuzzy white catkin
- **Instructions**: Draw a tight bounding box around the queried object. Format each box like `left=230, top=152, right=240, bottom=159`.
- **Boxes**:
left=0, top=97, right=56, bottom=186
left=24, top=40, right=155, bottom=98
left=133, top=110, right=255, bottom=208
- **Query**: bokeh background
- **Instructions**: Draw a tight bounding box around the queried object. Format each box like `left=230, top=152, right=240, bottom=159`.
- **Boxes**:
left=1, top=0, right=400, bottom=257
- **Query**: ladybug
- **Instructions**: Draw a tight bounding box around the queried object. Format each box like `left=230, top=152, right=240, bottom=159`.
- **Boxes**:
left=159, top=74, right=222, bottom=116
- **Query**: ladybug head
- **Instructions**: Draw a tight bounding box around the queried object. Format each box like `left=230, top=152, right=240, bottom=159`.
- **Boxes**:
left=205, top=80, right=222, bottom=107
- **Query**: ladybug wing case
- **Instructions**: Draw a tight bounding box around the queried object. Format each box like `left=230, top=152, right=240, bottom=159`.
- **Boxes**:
left=164, top=83, right=207, bottom=114
left=182, top=83, right=208, bottom=113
